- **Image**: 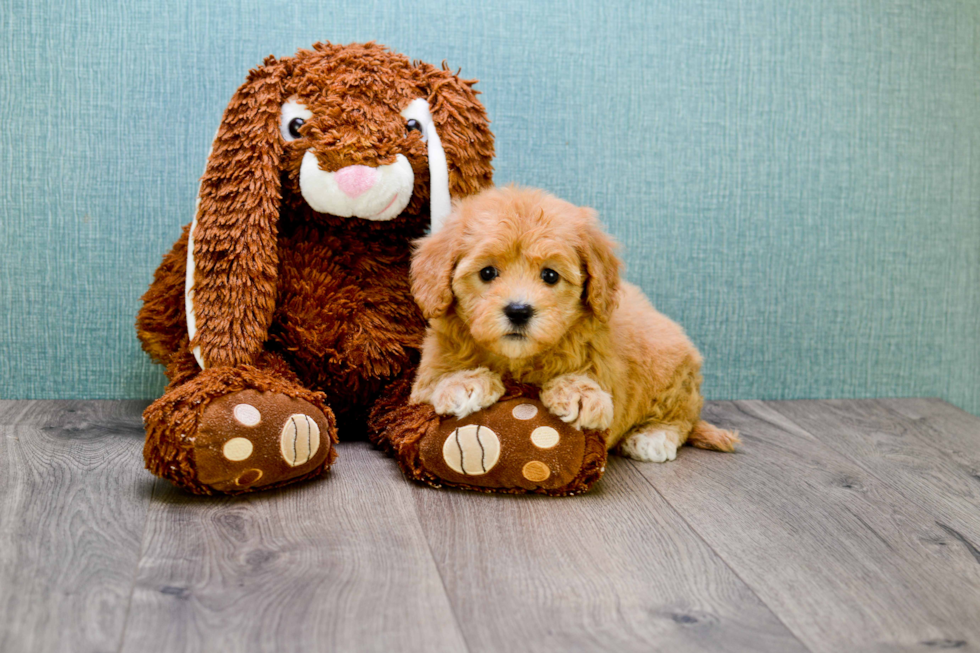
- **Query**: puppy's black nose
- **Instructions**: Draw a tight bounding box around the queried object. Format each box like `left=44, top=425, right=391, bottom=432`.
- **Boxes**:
left=504, top=303, right=535, bottom=326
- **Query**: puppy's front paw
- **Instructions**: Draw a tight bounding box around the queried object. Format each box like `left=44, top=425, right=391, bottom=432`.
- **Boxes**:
left=619, top=428, right=679, bottom=463
left=430, top=368, right=505, bottom=419
left=540, top=375, right=613, bottom=431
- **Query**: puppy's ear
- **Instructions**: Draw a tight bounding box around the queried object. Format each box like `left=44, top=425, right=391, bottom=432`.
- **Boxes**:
left=411, top=212, right=463, bottom=320
left=187, top=57, right=287, bottom=369
left=579, top=209, right=622, bottom=323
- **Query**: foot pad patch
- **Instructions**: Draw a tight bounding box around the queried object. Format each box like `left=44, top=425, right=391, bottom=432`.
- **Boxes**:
left=522, top=461, right=551, bottom=482
left=442, top=425, right=501, bottom=475
left=280, top=414, right=321, bottom=467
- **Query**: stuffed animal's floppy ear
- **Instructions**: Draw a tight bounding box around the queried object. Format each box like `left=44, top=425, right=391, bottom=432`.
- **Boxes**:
left=410, top=213, right=463, bottom=320
left=411, top=62, right=495, bottom=232
left=186, top=57, right=286, bottom=369
left=579, top=209, right=622, bottom=323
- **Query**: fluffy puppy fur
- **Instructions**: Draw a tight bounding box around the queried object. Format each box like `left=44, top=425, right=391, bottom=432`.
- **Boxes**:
left=409, top=186, right=738, bottom=462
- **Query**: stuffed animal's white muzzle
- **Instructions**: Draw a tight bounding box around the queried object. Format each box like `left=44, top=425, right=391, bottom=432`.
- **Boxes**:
left=299, top=152, right=414, bottom=222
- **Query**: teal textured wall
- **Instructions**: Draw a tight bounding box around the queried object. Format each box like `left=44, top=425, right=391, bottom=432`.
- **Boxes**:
left=2, top=0, right=978, bottom=413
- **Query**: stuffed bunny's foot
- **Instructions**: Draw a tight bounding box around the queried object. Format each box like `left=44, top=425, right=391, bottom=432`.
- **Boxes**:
left=193, top=389, right=335, bottom=492
left=416, top=397, right=606, bottom=494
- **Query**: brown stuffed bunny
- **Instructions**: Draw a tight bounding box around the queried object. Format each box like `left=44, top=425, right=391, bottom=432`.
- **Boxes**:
left=137, top=42, right=605, bottom=495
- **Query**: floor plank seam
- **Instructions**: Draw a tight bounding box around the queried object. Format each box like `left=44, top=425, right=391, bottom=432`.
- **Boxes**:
left=115, top=477, right=158, bottom=653
left=624, top=456, right=818, bottom=653
left=408, top=487, right=475, bottom=653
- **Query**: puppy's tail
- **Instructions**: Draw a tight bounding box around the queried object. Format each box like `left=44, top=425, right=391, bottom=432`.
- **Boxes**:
left=688, top=420, right=740, bottom=453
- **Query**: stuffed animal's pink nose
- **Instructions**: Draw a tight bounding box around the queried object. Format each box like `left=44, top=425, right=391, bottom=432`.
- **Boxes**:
left=334, top=165, right=378, bottom=198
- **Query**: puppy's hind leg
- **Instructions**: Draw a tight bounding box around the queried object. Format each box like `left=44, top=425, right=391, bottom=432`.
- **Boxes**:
left=618, top=423, right=684, bottom=463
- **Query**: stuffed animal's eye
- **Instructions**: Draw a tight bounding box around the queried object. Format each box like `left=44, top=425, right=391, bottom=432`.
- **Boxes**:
left=406, top=118, right=422, bottom=134
left=541, top=268, right=560, bottom=285
left=479, top=266, right=498, bottom=282
left=280, top=99, right=313, bottom=142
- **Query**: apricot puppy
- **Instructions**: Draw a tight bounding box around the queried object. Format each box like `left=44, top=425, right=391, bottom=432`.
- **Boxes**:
left=409, top=187, right=738, bottom=462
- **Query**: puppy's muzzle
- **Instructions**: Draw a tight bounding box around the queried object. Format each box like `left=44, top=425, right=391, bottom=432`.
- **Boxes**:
left=504, top=302, right=535, bottom=328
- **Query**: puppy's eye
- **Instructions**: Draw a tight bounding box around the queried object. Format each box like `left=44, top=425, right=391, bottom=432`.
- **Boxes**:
left=406, top=118, right=422, bottom=134
left=541, top=268, right=560, bottom=285
left=479, top=266, right=498, bottom=282
left=287, top=117, right=305, bottom=139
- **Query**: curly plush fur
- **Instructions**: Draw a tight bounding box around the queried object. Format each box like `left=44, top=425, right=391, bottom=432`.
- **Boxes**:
left=136, top=43, right=494, bottom=492
left=410, top=187, right=739, bottom=462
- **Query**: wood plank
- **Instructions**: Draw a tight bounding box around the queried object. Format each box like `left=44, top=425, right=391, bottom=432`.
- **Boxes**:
left=0, top=401, right=152, bottom=653
left=632, top=400, right=980, bottom=653
left=120, top=442, right=468, bottom=653
left=878, top=398, right=980, bottom=475
left=0, top=399, right=150, bottom=425
left=768, top=399, right=980, bottom=545
left=413, top=455, right=808, bottom=653
left=0, top=400, right=36, bottom=424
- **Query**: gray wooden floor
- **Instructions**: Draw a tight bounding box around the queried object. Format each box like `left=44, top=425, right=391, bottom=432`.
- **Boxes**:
left=1, top=399, right=979, bottom=652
